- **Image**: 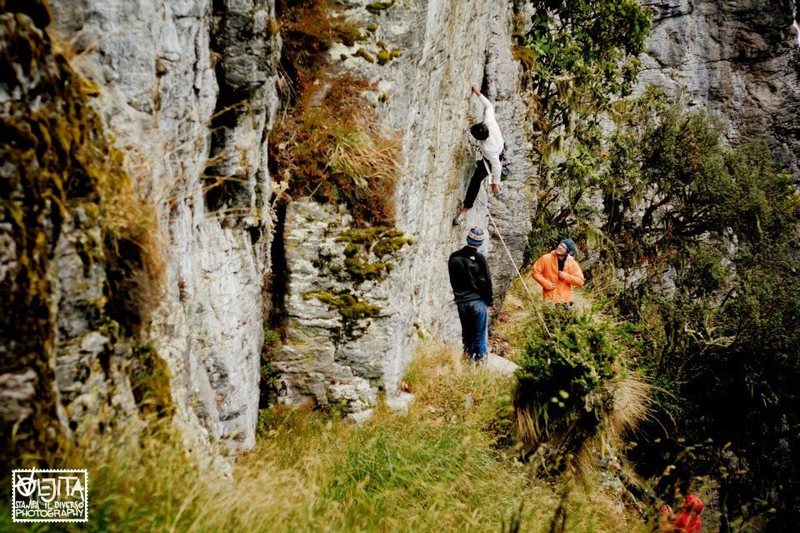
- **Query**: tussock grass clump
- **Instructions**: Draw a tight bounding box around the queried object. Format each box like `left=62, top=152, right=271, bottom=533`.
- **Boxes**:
left=271, top=1, right=402, bottom=225
left=270, top=76, right=401, bottom=225
left=0, top=343, right=649, bottom=532
left=277, top=0, right=366, bottom=84
left=512, top=300, right=650, bottom=479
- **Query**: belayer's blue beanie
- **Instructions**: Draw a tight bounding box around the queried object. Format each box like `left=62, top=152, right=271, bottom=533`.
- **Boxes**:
left=467, top=227, right=485, bottom=247
left=560, top=238, right=576, bottom=255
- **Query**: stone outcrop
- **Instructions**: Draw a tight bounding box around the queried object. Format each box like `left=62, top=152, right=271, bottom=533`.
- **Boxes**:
left=45, top=0, right=280, bottom=452
left=639, top=0, right=799, bottom=173
left=274, top=201, right=410, bottom=416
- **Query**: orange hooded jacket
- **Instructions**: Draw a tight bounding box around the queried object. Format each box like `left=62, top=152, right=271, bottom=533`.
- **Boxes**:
left=530, top=250, right=584, bottom=303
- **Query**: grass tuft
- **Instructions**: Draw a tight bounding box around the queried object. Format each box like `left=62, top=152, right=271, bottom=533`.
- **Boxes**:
left=0, top=342, right=649, bottom=532
left=271, top=0, right=402, bottom=225
left=269, top=75, right=401, bottom=225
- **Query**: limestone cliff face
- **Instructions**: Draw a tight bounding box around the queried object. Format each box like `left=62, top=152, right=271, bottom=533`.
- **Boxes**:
left=0, top=3, right=174, bottom=464
left=3, top=0, right=796, bottom=466
left=19, top=0, right=535, bottom=455
left=45, top=0, right=280, bottom=453
left=639, top=0, right=799, bottom=173
left=272, top=1, right=537, bottom=415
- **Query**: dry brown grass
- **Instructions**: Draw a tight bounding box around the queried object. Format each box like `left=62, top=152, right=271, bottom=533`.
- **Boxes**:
left=269, top=75, right=402, bottom=225
left=270, top=1, right=402, bottom=225
left=0, top=342, right=650, bottom=532
left=573, top=374, right=652, bottom=480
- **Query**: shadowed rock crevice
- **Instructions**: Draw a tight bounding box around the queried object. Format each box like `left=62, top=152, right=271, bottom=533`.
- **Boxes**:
left=205, top=0, right=279, bottom=219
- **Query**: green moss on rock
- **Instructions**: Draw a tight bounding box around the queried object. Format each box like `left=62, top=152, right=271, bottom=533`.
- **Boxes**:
left=344, top=257, right=386, bottom=282
left=130, top=344, right=174, bottom=418
left=343, top=244, right=360, bottom=258
left=377, top=49, right=391, bottom=66
left=366, top=1, right=395, bottom=15
left=353, top=47, right=375, bottom=63
left=303, top=291, right=381, bottom=337
left=332, top=226, right=413, bottom=284
left=377, top=47, right=402, bottom=66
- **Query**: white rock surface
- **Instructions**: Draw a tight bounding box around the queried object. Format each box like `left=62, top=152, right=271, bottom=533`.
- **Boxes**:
left=386, top=392, right=415, bottom=416
left=48, top=0, right=280, bottom=453
left=638, top=0, right=799, bottom=173
left=484, top=354, right=520, bottom=376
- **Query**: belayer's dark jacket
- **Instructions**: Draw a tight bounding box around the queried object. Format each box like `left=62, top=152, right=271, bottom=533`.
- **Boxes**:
left=448, top=246, right=493, bottom=305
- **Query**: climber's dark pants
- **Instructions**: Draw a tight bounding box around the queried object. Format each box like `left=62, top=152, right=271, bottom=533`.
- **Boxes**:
left=463, top=159, right=489, bottom=209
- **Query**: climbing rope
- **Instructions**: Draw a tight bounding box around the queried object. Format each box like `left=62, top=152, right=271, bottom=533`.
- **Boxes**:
left=477, top=193, right=551, bottom=339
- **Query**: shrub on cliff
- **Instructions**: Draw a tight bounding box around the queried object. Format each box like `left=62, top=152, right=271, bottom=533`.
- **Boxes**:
left=538, top=89, right=800, bottom=527
left=513, top=304, right=649, bottom=478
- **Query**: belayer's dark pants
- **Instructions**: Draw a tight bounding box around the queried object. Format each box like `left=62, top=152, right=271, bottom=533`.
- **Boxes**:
left=463, top=159, right=489, bottom=209
left=456, top=299, right=489, bottom=360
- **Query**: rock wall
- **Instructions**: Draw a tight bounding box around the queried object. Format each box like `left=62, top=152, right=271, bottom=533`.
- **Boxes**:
left=271, top=0, right=538, bottom=412
left=13, top=0, right=537, bottom=455
left=46, top=0, right=280, bottom=453
left=1, top=4, right=165, bottom=464
left=639, top=0, right=799, bottom=173
left=3, top=0, right=540, bottom=462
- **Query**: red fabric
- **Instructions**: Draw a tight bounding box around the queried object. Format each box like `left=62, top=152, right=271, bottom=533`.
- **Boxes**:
left=684, top=494, right=704, bottom=514
left=668, top=494, right=704, bottom=533
left=672, top=511, right=701, bottom=533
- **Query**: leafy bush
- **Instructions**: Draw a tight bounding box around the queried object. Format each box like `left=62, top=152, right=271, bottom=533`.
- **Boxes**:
left=514, top=305, right=622, bottom=457
left=518, top=306, right=618, bottom=408
left=571, top=92, right=800, bottom=528
left=513, top=0, right=651, bottom=264
left=514, top=0, right=649, bottom=144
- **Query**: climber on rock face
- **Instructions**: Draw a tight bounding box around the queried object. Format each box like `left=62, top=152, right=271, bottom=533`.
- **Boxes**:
left=447, top=227, right=493, bottom=363
left=452, top=85, right=504, bottom=226
left=530, top=238, right=584, bottom=304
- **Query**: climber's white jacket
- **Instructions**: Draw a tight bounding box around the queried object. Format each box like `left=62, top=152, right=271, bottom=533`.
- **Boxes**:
left=476, top=93, right=504, bottom=185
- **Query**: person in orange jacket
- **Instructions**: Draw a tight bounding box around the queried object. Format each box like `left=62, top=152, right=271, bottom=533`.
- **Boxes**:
left=530, top=238, right=584, bottom=303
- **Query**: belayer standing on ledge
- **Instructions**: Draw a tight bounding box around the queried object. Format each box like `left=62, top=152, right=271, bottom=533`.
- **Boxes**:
left=531, top=238, right=584, bottom=304
left=453, top=85, right=504, bottom=226
left=448, top=227, right=493, bottom=363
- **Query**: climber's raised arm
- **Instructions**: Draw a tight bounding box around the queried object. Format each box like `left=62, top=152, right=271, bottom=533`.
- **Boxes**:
left=471, top=85, right=495, bottom=122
